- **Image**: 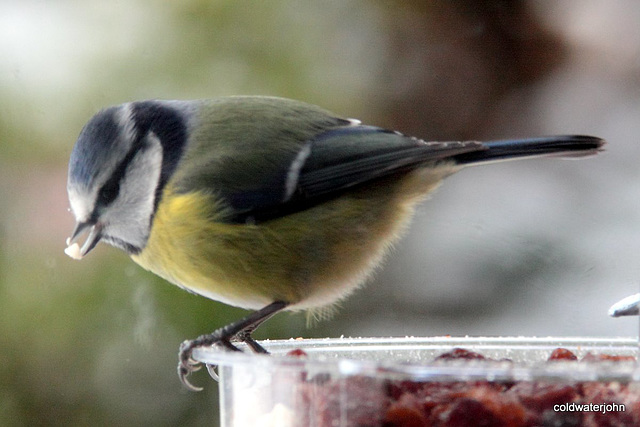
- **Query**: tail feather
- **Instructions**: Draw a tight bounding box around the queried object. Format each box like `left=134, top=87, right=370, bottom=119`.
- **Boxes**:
left=453, top=135, right=605, bottom=166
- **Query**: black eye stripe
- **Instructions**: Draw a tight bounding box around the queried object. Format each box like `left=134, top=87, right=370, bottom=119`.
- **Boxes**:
left=95, top=139, right=142, bottom=208
left=96, top=179, right=119, bottom=206
left=91, top=101, right=187, bottom=217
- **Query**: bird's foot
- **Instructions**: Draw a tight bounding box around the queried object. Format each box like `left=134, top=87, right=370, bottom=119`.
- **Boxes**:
left=177, top=301, right=287, bottom=391
left=178, top=332, right=240, bottom=392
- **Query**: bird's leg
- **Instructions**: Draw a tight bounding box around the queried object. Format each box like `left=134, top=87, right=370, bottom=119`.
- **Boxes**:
left=178, top=300, right=288, bottom=391
left=231, top=306, right=284, bottom=353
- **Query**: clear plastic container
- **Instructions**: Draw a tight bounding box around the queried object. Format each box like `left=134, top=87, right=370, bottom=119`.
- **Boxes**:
left=193, top=336, right=640, bottom=426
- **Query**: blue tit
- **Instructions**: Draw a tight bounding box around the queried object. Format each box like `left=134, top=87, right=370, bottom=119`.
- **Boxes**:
left=65, top=96, right=604, bottom=390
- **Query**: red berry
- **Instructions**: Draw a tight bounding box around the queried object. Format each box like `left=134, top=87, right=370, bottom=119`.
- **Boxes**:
left=548, top=348, right=578, bottom=361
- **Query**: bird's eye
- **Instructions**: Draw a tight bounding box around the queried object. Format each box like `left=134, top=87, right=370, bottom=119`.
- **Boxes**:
left=97, top=180, right=120, bottom=206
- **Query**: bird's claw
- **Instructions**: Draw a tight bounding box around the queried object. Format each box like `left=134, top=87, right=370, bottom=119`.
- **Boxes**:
left=206, top=363, right=220, bottom=381
left=178, top=340, right=204, bottom=392
left=178, top=335, right=240, bottom=391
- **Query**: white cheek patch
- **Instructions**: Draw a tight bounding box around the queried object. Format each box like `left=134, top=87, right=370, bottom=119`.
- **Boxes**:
left=102, top=132, right=163, bottom=250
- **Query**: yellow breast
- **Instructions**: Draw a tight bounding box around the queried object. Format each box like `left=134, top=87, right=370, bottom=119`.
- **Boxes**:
left=132, top=190, right=280, bottom=308
left=132, top=163, right=455, bottom=311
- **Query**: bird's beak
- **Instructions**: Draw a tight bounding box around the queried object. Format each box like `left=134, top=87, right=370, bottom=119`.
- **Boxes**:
left=65, top=221, right=103, bottom=260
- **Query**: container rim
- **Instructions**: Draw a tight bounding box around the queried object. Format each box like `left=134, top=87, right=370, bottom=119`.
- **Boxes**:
left=192, top=336, right=640, bottom=383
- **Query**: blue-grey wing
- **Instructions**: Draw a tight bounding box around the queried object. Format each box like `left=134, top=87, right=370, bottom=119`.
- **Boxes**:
left=225, top=124, right=484, bottom=223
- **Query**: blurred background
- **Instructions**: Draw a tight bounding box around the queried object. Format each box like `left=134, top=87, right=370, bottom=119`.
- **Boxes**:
left=1, top=0, right=639, bottom=425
